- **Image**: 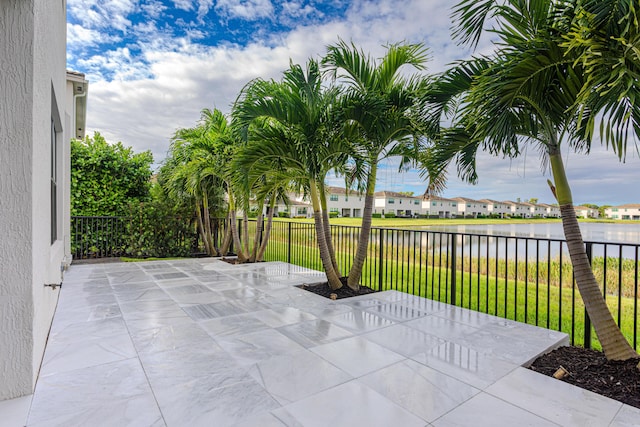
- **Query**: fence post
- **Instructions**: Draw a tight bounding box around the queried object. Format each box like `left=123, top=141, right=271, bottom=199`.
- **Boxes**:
left=287, top=221, right=292, bottom=264
left=584, top=242, right=593, bottom=349
left=378, top=229, right=384, bottom=292
left=450, top=233, right=457, bottom=306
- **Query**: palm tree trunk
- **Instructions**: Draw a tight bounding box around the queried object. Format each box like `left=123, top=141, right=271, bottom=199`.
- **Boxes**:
left=249, top=206, right=264, bottom=262
left=201, top=191, right=218, bottom=256
left=256, top=197, right=276, bottom=262
left=550, top=152, right=637, bottom=360
left=228, top=193, right=248, bottom=262
left=220, top=212, right=233, bottom=255
left=310, top=180, right=343, bottom=290
left=195, top=200, right=212, bottom=256
left=319, top=182, right=340, bottom=275
left=242, top=210, right=250, bottom=255
left=347, top=162, right=377, bottom=291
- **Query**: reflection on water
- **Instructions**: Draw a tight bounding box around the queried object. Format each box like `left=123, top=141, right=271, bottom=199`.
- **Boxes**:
left=372, top=223, right=639, bottom=260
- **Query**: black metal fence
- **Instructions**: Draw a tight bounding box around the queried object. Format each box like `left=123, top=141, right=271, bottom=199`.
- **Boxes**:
left=71, top=216, right=639, bottom=351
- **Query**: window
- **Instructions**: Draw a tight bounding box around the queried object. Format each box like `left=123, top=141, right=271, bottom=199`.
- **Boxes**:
left=467, top=204, right=471, bottom=208
left=388, top=198, right=395, bottom=204
left=399, top=199, right=402, bottom=204
left=414, top=200, right=419, bottom=205
left=345, top=196, right=348, bottom=201
left=432, top=202, right=437, bottom=206
left=452, top=203, right=457, bottom=207
left=330, top=194, right=339, bottom=201
left=330, top=207, right=339, bottom=213
left=51, top=118, right=57, bottom=244
left=613, top=208, right=619, bottom=212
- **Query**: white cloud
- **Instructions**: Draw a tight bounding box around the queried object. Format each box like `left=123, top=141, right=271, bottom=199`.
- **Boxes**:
left=76, top=0, right=640, bottom=204
left=67, top=23, right=121, bottom=47
left=141, top=0, right=168, bottom=19
left=68, top=0, right=136, bottom=32
left=215, top=0, right=274, bottom=20
left=172, top=0, right=194, bottom=12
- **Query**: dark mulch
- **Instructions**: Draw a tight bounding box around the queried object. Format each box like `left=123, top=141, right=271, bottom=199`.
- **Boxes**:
left=529, top=346, right=640, bottom=409
left=297, top=277, right=377, bottom=299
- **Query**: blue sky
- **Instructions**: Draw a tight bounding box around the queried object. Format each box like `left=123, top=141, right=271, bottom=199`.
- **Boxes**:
left=67, top=0, right=639, bottom=206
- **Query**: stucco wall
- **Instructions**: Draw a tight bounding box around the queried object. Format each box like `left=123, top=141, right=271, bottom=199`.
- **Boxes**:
left=0, top=0, right=66, bottom=400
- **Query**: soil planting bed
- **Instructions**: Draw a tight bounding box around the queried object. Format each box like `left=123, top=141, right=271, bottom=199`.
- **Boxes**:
left=297, top=277, right=377, bottom=299
left=529, top=346, right=640, bottom=409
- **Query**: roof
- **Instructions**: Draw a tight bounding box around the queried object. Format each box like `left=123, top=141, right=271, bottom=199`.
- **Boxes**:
left=326, top=186, right=363, bottom=196
left=609, top=204, right=640, bottom=209
left=423, top=195, right=457, bottom=202
left=374, top=190, right=419, bottom=199
left=453, top=197, right=483, bottom=204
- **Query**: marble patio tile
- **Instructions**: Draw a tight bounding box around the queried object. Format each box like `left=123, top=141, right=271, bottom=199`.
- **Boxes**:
left=170, top=290, right=226, bottom=305
left=363, top=301, right=431, bottom=322
left=107, top=270, right=152, bottom=284
left=39, top=332, right=137, bottom=377
left=113, top=287, right=171, bottom=303
left=277, top=319, right=353, bottom=348
left=139, top=262, right=172, bottom=270
left=249, top=350, right=352, bottom=404
left=362, top=323, right=444, bottom=357
left=140, top=347, right=247, bottom=395
left=360, top=359, right=480, bottom=422
left=48, top=316, right=129, bottom=345
left=200, top=313, right=271, bottom=339
left=252, top=307, right=317, bottom=328
left=341, top=296, right=386, bottom=309
left=216, top=329, right=306, bottom=365
left=204, top=280, right=250, bottom=291
left=152, top=271, right=189, bottom=280
left=432, top=392, right=559, bottom=427
left=410, top=341, right=519, bottom=389
left=404, top=315, right=480, bottom=342
left=323, top=309, right=395, bottom=334
left=486, top=367, right=622, bottom=426
left=28, top=358, right=164, bottom=427
left=311, top=335, right=405, bottom=378
left=0, top=394, right=32, bottom=427
left=130, top=322, right=219, bottom=355
left=277, top=380, right=425, bottom=427
left=163, top=283, right=211, bottom=295
left=610, top=405, right=640, bottom=427
left=394, top=294, right=449, bottom=315
left=156, top=376, right=280, bottom=427
left=55, top=291, right=118, bottom=310
left=182, top=300, right=250, bottom=320
left=49, top=303, right=121, bottom=329
left=231, top=412, right=288, bottom=427
left=220, top=286, right=261, bottom=300
left=124, top=312, right=193, bottom=334
left=433, top=306, right=507, bottom=328
left=154, top=277, right=203, bottom=288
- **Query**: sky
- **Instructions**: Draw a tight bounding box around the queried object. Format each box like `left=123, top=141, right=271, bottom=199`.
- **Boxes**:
left=66, top=0, right=640, bottom=206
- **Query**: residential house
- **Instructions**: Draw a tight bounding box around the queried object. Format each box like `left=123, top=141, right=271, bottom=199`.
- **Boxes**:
left=522, top=202, right=548, bottom=218
left=504, top=201, right=531, bottom=218
left=374, top=191, right=422, bottom=217
left=574, top=206, right=599, bottom=219
left=421, top=196, right=458, bottom=218
left=479, top=199, right=511, bottom=218
left=326, top=186, right=365, bottom=218
left=538, top=203, right=561, bottom=218
left=453, top=197, right=489, bottom=218
left=605, top=204, right=640, bottom=220
left=1, top=0, right=86, bottom=401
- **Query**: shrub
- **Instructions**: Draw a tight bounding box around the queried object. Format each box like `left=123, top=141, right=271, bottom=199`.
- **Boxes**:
left=329, top=211, right=339, bottom=218
left=277, top=212, right=290, bottom=218
left=384, top=212, right=396, bottom=218
left=372, top=213, right=382, bottom=218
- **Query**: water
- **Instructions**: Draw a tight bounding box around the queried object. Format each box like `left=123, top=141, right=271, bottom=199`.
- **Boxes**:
left=390, top=222, right=640, bottom=260
left=414, top=222, right=640, bottom=245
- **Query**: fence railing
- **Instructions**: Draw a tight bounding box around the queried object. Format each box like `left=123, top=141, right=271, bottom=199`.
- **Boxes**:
left=70, top=216, right=639, bottom=351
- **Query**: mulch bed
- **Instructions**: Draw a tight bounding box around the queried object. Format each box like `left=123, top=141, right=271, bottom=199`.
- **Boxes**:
left=297, top=277, right=377, bottom=299
left=529, top=346, right=640, bottom=409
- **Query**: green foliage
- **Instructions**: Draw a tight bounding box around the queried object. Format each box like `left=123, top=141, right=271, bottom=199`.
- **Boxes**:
left=71, top=132, right=153, bottom=216
left=329, top=211, right=339, bottom=218
left=384, top=212, right=396, bottom=218
left=277, top=211, right=290, bottom=218
left=372, top=213, right=382, bottom=218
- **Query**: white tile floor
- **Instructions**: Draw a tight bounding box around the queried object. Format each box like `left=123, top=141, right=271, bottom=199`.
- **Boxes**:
left=3, top=259, right=638, bottom=426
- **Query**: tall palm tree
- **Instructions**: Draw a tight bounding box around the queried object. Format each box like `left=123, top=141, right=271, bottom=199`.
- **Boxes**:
left=233, top=59, right=349, bottom=289
left=322, top=41, right=432, bottom=290
left=423, top=0, right=638, bottom=361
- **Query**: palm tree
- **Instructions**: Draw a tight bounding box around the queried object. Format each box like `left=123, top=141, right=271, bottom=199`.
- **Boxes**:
left=322, top=41, right=432, bottom=290
left=423, top=0, right=638, bottom=361
left=233, top=59, right=349, bottom=289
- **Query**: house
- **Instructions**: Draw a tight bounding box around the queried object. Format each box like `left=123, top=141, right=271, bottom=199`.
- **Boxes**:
left=1, top=0, right=86, bottom=401
left=604, top=204, right=640, bottom=220
left=326, top=186, right=365, bottom=218
left=522, top=202, right=548, bottom=218
left=453, top=197, right=489, bottom=218
left=539, top=203, right=561, bottom=218
left=479, top=199, right=511, bottom=218
left=421, top=196, right=458, bottom=218
left=575, top=206, right=599, bottom=219
left=504, top=201, right=531, bottom=218
left=374, top=191, right=422, bottom=217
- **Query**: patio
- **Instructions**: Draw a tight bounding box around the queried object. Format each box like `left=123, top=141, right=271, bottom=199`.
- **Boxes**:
left=3, top=258, right=638, bottom=426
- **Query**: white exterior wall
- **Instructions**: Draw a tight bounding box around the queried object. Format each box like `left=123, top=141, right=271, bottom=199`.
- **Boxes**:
left=505, top=202, right=531, bottom=218
left=482, top=200, right=511, bottom=217
left=454, top=198, right=489, bottom=217
left=0, top=0, right=67, bottom=400
left=421, top=198, right=457, bottom=218
left=374, top=193, right=421, bottom=216
left=605, top=205, right=640, bottom=220
left=327, top=190, right=365, bottom=217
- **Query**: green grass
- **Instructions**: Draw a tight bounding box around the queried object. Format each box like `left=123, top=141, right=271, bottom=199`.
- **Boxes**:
left=258, top=221, right=639, bottom=351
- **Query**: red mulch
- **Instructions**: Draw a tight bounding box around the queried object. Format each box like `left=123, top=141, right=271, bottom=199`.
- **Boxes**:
left=529, top=346, right=640, bottom=409
left=297, top=277, right=377, bottom=299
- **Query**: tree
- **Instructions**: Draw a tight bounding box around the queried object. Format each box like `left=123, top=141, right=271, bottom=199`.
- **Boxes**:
left=322, top=40, right=432, bottom=290
left=233, top=59, right=349, bottom=289
left=71, top=132, right=153, bottom=216
left=423, top=0, right=638, bottom=361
